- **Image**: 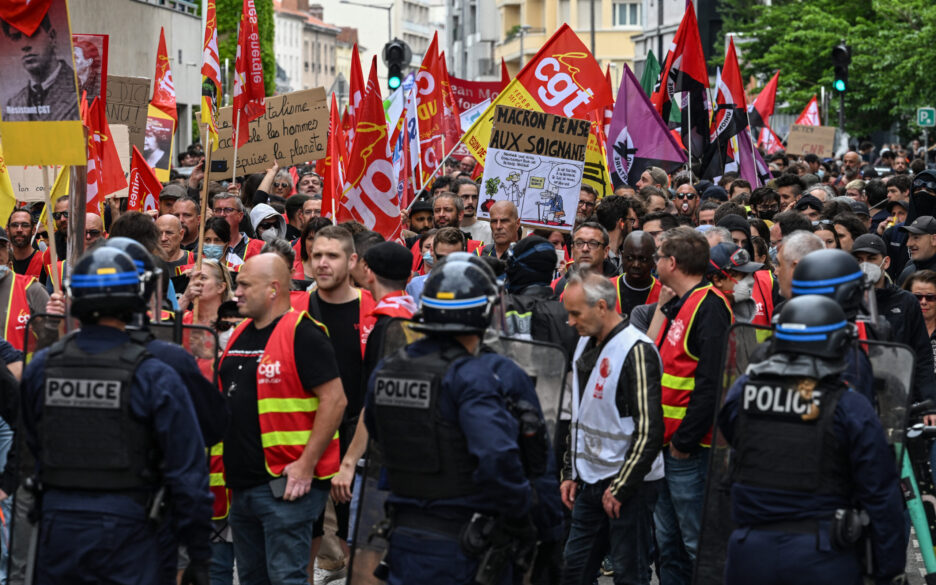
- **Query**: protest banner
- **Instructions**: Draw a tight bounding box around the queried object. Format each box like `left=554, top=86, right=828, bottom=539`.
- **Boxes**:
left=143, top=105, right=175, bottom=182
left=72, top=33, right=108, bottom=105
left=786, top=124, right=836, bottom=157
left=106, top=76, right=150, bottom=154
left=0, top=0, right=85, bottom=165
left=207, top=88, right=329, bottom=181
left=478, top=105, right=590, bottom=232
left=7, top=165, right=58, bottom=202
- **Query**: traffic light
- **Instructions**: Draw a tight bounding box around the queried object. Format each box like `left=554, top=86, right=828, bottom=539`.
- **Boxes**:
left=383, top=39, right=412, bottom=92
left=832, top=43, right=851, bottom=93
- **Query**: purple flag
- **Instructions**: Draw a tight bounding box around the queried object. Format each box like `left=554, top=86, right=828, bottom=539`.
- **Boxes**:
left=734, top=128, right=769, bottom=189
left=607, top=64, right=687, bottom=188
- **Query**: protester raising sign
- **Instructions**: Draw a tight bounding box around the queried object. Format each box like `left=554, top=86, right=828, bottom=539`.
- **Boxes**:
left=478, top=105, right=589, bottom=233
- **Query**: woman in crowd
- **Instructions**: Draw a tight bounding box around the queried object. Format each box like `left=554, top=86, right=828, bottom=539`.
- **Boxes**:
left=905, top=270, right=936, bottom=373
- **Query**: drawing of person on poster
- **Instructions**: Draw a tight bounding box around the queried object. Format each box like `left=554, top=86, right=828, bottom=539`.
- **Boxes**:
left=0, top=6, right=79, bottom=122
left=72, top=34, right=107, bottom=105
left=144, top=115, right=173, bottom=171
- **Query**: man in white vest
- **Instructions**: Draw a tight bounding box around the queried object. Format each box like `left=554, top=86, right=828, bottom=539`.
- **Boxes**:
left=559, top=268, right=665, bottom=584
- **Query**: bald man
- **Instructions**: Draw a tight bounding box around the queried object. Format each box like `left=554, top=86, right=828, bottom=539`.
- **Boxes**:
left=85, top=213, right=105, bottom=247
left=157, top=214, right=190, bottom=265
left=220, top=253, right=347, bottom=584
left=611, top=231, right=662, bottom=316
left=481, top=200, right=520, bottom=260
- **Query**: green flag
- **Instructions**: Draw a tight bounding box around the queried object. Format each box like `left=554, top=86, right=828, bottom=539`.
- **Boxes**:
left=640, top=50, right=661, bottom=97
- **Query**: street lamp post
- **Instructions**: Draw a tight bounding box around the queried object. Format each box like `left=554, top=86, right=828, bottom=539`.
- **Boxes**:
left=340, top=0, right=393, bottom=45
left=519, top=24, right=531, bottom=67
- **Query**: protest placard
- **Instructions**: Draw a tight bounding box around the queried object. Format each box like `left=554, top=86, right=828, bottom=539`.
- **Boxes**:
left=106, top=76, right=151, bottom=155
left=786, top=124, right=837, bottom=157
left=207, top=88, right=329, bottom=181
left=144, top=105, right=175, bottom=182
left=72, top=33, right=108, bottom=106
left=478, top=105, right=590, bottom=232
left=0, top=0, right=85, bottom=165
left=7, top=165, right=58, bottom=202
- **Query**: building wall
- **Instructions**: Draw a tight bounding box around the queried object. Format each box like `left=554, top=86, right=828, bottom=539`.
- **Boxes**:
left=447, top=0, right=499, bottom=80
left=274, top=12, right=307, bottom=92
left=69, top=0, right=202, bottom=151
left=302, top=26, right=339, bottom=91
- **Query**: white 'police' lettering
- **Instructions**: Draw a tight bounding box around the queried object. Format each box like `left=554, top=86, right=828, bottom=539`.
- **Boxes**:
left=45, top=378, right=121, bottom=409
left=374, top=376, right=431, bottom=409
left=742, top=383, right=810, bottom=416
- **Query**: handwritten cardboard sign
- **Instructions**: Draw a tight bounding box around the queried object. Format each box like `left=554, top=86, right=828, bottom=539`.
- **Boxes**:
left=786, top=124, right=837, bottom=157
left=478, top=105, right=590, bottom=232
left=208, top=88, right=329, bottom=181
left=106, top=76, right=151, bottom=155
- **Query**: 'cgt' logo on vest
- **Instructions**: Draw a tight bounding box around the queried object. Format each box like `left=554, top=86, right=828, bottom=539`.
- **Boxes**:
left=257, top=355, right=283, bottom=383
left=15, top=309, right=29, bottom=326
left=666, top=318, right=685, bottom=347
left=593, top=357, right=611, bottom=400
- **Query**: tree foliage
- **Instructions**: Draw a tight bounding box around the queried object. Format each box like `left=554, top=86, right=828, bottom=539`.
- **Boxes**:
left=719, top=0, right=936, bottom=138
left=215, top=0, right=277, bottom=97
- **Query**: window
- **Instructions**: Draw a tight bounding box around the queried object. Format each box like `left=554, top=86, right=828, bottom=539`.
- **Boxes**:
left=612, top=1, right=640, bottom=27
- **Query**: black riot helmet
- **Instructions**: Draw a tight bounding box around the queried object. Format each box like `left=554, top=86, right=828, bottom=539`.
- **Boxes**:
left=68, top=247, right=146, bottom=322
left=415, top=252, right=499, bottom=335
left=791, top=248, right=866, bottom=319
left=102, top=237, right=161, bottom=302
left=771, top=295, right=854, bottom=360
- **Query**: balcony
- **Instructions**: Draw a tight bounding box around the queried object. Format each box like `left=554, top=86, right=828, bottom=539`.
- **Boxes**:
left=132, top=0, right=199, bottom=17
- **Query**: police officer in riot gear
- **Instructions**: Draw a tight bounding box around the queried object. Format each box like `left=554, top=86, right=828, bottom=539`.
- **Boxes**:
left=717, top=295, right=906, bottom=585
left=363, top=252, right=538, bottom=584
left=19, top=247, right=213, bottom=585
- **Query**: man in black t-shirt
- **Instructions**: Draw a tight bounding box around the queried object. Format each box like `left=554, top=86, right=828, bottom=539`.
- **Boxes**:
left=219, top=254, right=346, bottom=585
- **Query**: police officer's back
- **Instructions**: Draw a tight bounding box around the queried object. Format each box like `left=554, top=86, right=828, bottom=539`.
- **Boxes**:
left=363, top=253, right=535, bottom=584
left=20, top=248, right=213, bottom=585
left=718, top=296, right=906, bottom=585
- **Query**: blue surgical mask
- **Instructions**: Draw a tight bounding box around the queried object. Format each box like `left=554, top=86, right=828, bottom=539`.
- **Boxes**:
left=422, top=251, right=434, bottom=267
left=203, top=244, right=225, bottom=260
left=0, top=265, right=9, bottom=280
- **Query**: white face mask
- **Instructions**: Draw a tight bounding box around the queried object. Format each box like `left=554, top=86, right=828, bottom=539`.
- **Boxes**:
left=732, top=274, right=755, bottom=303
left=218, top=328, right=234, bottom=350
left=859, top=260, right=884, bottom=285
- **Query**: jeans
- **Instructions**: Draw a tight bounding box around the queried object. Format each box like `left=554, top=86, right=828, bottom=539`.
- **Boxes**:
left=653, top=449, right=709, bottom=585
left=562, top=478, right=661, bottom=585
left=210, top=541, right=235, bottom=585
left=0, top=417, right=12, bottom=585
left=229, top=483, right=328, bottom=585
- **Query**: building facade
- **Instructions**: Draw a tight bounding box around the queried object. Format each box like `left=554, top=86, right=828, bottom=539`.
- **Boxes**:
left=274, top=0, right=341, bottom=93
left=631, top=0, right=722, bottom=80
left=446, top=0, right=499, bottom=81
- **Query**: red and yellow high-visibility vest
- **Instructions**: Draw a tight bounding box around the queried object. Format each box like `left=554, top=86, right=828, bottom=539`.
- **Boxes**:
left=611, top=274, right=662, bottom=314
left=208, top=443, right=230, bottom=520
left=750, top=270, right=776, bottom=342
left=218, top=309, right=340, bottom=479
left=237, top=237, right=265, bottom=262
left=4, top=274, right=35, bottom=351
left=655, top=284, right=733, bottom=448
left=19, top=252, right=44, bottom=279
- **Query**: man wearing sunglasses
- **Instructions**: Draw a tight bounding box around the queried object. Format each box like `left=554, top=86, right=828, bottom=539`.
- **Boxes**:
left=673, top=183, right=699, bottom=223
left=851, top=234, right=936, bottom=423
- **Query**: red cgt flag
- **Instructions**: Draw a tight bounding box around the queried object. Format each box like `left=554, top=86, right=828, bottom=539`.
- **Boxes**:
left=150, top=27, right=177, bottom=124
left=233, top=0, right=266, bottom=148
left=415, top=33, right=445, bottom=185
left=87, top=97, right=127, bottom=197
left=320, top=93, right=347, bottom=221
left=341, top=57, right=401, bottom=239
left=345, top=44, right=366, bottom=150
left=127, top=145, right=162, bottom=213
left=439, top=52, right=463, bottom=157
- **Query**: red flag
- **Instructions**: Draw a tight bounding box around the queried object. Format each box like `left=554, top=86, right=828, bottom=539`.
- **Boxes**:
left=346, top=45, right=366, bottom=151
left=0, top=0, right=53, bottom=36
left=500, top=58, right=510, bottom=85
left=82, top=106, right=105, bottom=213
left=439, top=52, right=462, bottom=157
left=233, top=0, right=266, bottom=148
left=341, top=57, right=401, bottom=239
left=128, top=146, right=162, bottom=213
left=415, top=33, right=445, bottom=185
left=320, top=93, right=347, bottom=221
left=795, top=95, right=820, bottom=126
left=150, top=28, right=177, bottom=124
left=201, top=0, right=222, bottom=149
left=758, top=126, right=783, bottom=154
left=750, top=70, right=779, bottom=132
left=87, top=97, right=127, bottom=197
left=602, top=68, right=614, bottom=137
left=650, top=3, right=710, bottom=157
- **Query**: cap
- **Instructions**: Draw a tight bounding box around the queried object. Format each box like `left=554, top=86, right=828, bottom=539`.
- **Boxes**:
left=159, top=183, right=187, bottom=201
left=900, top=215, right=936, bottom=235
left=700, top=185, right=728, bottom=202
left=850, top=234, right=887, bottom=256
left=886, top=199, right=909, bottom=213
left=793, top=194, right=823, bottom=212
left=708, top=242, right=763, bottom=274
left=411, top=200, right=433, bottom=214
left=0, top=226, right=8, bottom=243
left=848, top=200, right=870, bottom=216
left=363, top=241, right=413, bottom=281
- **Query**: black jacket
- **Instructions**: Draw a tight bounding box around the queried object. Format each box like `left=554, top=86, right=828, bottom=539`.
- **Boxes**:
left=876, top=285, right=936, bottom=402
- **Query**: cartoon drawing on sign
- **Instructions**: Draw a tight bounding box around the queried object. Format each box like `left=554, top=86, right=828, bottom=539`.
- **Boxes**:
left=537, top=186, right=564, bottom=224
left=501, top=172, right=522, bottom=207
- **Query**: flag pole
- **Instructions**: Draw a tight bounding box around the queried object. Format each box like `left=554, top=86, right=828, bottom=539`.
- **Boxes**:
left=407, top=140, right=461, bottom=212
left=231, top=115, right=241, bottom=185
left=193, top=126, right=214, bottom=324
left=686, top=92, right=692, bottom=173
left=40, top=166, right=61, bottom=294
left=746, top=124, right=761, bottom=187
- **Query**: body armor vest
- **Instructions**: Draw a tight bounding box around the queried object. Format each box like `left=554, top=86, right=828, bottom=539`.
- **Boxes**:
left=40, top=334, right=160, bottom=491
left=733, top=376, right=850, bottom=497
left=372, top=344, right=480, bottom=500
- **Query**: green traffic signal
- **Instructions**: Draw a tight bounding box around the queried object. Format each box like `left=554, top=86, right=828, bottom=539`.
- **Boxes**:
left=834, top=79, right=846, bottom=92
left=389, top=76, right=402, bottom=90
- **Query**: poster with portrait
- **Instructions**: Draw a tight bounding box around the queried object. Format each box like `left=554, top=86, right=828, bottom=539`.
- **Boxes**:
left=144, top=104, right=174, bottom=181
left=0, top=0, right=85, bottom=165
left=71, top=33, right=107, bottom=106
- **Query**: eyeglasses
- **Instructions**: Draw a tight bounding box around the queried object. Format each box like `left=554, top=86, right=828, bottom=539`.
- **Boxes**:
left=52, top=211, right=68, bottom=220
left=85, top=229, right=102, bottom=238
left=675, top=193, right=696, bottom=200
left=577, top=200, right=596, bottom=209
left=811, top=219, right=833, bottom=227
left=258, top=222, right=278, bottom=232
left=625, top=255, right=653, bottom=264
left=213, top=207, right=238, bottom=215
left=572, top=239, right=603, bottom=250
left=914, top=180, right=936, bottom=191
left=625, top=217, right=638, bottom=225
left=8, top=222, right=31, bottom=229
left=215, top=320, right=238, bottom=332
left=274, top=182, right=290, bottom=189
left=914, top=293, right=936, bottom=303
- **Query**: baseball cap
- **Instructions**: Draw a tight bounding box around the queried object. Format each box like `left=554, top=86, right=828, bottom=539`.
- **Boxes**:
left=793, top=194, right=823, bottom=212
left=900, top=215, right=936, bottom=235
left=708, top=242, right=763, bottom=275
left=848, top=200, right=870, bottom=217
left=850, top=234, right=887, bottom=256
left=411, top=200, right=433, bottom=214
left=886, top=199, right=909, bottom=213
left=159, top=183, right=187, bottom=201
left=0, top=226, right=8, bottom=243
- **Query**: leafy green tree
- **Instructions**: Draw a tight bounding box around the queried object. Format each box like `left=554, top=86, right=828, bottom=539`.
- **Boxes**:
left=214, top=0, right=276, bottom=97
left=719, top=0, right=936, bottom=138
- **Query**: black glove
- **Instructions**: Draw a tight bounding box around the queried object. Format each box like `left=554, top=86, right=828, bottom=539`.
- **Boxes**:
left=180, top=560, right=211, bottom=585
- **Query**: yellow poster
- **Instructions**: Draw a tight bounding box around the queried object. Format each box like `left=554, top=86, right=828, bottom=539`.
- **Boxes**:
left=143, top=105, right=175, bottom=182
